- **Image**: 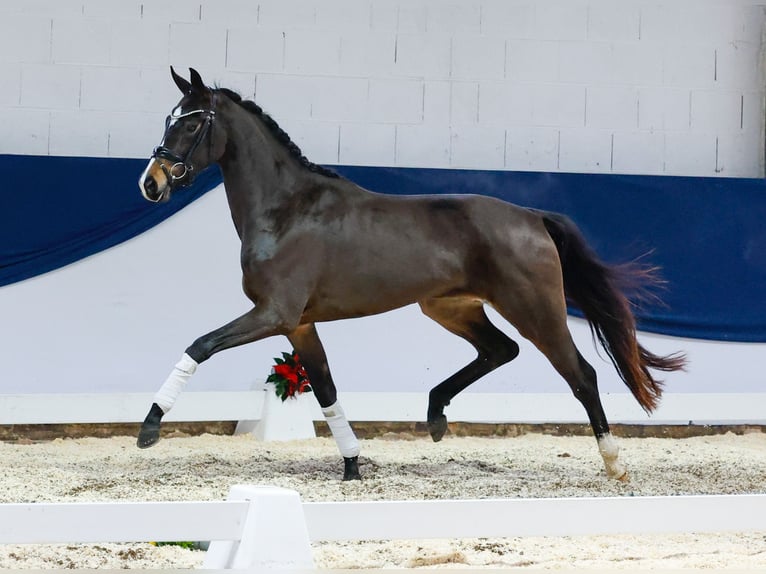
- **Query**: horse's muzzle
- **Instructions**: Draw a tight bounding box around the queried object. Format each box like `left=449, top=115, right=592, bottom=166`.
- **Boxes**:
left=139, top=159, right=169, bottom=203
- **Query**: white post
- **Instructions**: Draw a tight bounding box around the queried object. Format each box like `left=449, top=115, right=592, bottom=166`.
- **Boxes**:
left=202, top=485, right=314, bottom=569
left=236, top=384, right=316, bottom=441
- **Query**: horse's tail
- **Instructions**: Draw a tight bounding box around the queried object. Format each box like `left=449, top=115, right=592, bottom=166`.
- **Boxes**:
left=540, top=212, right=686, bottom=412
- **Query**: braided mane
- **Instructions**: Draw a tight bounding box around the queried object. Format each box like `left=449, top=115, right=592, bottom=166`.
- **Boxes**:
left=216, top=88, right=340, bottom=179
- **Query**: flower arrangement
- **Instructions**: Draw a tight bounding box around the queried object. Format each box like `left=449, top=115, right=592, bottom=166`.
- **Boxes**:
left=267, top=351, right=312, bottom=401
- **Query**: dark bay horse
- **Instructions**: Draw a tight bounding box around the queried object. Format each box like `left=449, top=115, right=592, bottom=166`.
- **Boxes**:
left=137, top=68, right=685, bottom=481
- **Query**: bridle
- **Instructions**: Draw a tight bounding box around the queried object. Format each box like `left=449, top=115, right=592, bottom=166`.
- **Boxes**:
left=152, top=92, right=217, bottom=190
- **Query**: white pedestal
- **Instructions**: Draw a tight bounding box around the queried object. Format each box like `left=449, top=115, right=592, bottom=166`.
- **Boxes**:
left=236, top=385, right=316, bottom=441
left=202, top=484, right=314, bottom=569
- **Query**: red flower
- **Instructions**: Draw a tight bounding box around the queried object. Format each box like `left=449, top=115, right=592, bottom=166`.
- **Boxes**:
left=273, top=363, right=299, bottom=384
left=266, top=351, right=313, bottom=401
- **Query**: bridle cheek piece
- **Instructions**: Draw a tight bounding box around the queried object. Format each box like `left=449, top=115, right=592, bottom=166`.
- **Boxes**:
left=152, top=95, right=217, bottom=190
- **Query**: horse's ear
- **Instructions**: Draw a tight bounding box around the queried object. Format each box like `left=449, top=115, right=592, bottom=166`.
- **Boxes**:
left=189, top=68, right=208, bottom=93
left=170, top=66, right=192, bottom=95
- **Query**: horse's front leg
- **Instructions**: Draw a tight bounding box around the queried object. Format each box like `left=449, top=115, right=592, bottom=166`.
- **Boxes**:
left=289, top=323, right=361, bottom=481
left=137, top=306, right=289, bottom=448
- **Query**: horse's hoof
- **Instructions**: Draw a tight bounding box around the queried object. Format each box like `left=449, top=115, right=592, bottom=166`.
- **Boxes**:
left=137, top=403, right=163, bottom=449
left=614, top=470, right=630, bottom=483
left=427, top=415, right=448, bottom=442
left=605, top=464, right=629, bottom=482
left=342, top=456, right=361, bottom=481
left=137, top=424, right=161, bottom=449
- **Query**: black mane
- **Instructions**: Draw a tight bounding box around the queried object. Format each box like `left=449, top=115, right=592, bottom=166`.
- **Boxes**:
left=216, top=87, right=340, bottom=180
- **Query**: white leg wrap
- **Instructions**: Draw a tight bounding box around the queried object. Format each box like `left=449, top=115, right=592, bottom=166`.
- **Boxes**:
left=598, top=433, right=628, bottom=480
left=322, top=401, right=360, bottom=458
left=153, top=353, right=198, bottom=414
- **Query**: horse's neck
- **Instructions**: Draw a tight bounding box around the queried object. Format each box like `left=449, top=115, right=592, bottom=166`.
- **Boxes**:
left=217, top=115, right=312, bottom=240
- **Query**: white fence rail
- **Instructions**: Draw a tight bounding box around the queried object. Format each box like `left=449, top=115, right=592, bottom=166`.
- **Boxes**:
left=2, top=391, right=765, bottom=426
left=2, top=485, right=765, bottom=569
left=0, top=501, right=248, bottom=544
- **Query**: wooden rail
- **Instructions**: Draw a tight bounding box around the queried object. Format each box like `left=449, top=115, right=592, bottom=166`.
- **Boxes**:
left=2, top=485, right=764, bottom=569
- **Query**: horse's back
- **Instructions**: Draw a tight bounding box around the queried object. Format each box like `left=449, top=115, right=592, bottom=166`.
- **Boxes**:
left=360, top=189, right=546, bottom=241
left=416, top=193, right=557, bottom=265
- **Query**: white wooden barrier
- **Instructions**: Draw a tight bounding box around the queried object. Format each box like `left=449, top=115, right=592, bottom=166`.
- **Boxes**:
left=2, top=391, right=765, bottom=426
left=0, top=485, right=312, bottom=569
left=2, top=485, right=765, bottom=569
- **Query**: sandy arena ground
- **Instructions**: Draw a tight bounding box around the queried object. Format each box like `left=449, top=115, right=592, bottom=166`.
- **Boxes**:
left=0, top=430, right=765, bottom=569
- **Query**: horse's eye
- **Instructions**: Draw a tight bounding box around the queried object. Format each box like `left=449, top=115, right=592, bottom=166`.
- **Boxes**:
left=186, top=122, right=198, bottom=133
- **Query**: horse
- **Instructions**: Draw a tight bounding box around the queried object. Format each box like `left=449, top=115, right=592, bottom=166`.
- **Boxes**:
left=137, top=67, right=686, bottom=481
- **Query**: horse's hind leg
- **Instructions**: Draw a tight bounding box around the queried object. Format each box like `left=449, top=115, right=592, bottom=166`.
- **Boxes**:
left=540, top=335, right=627, bottom=480
left=495, top=292, right=628, bottom=480
left=419, top=297, right=520, bottom=441
left=288, top=323, right=361, bottom=481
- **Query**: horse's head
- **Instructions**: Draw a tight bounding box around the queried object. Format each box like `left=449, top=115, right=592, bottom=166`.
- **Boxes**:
left=139, top=67, right=225, bottom=203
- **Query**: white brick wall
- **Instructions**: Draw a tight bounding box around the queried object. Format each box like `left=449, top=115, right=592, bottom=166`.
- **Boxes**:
left=586, top=86, right=638, bottom=130
left=20, top=64, right=81, bottom=109
left=1, top=0, right=764, bottom=176
left=0, top=108, right=50, bottom=155
left=612, top=131, right=665, bottom=174
left=0, top=15, right=52, bottom=64
left=505, top=126, right=559, bottom=171
left=339, top=122, right=396, bottom=165
left=0, top=63, right=22, bottom=108
left=452, top=35, right=505, bottom=80
left=368, top=79, right=423, bottom=123
left=52, top=18, right=112, bottom=65
left=396, top=124, right=451, bottom=167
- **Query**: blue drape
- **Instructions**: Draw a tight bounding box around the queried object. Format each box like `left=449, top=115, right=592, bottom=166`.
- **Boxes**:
left=2, top=155, right=764, bottom=342
left=0, top=155, right=221, bottom=287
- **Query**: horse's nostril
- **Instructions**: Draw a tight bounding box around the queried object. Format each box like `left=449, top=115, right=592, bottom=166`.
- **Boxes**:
left=144, top=176, right=158, bottom=195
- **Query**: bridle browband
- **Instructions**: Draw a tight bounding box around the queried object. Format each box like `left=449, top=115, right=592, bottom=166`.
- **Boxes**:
left=152, top=92, right=217, bottom=190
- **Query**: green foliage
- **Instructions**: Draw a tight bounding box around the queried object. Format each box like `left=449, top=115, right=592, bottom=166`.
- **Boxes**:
left=151, top=540, right=199, bottom=550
